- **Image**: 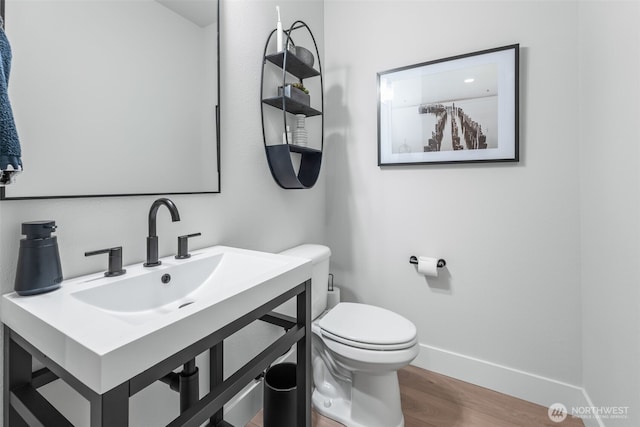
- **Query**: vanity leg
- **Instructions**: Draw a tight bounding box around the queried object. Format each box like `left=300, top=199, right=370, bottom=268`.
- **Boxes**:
left=296, top=279, right=312, bottom=427
left=4, top=329, right=32, bottom=427
left=90, top=382, right=129, bottom=427
left=210, top=341, right=224, bottom=425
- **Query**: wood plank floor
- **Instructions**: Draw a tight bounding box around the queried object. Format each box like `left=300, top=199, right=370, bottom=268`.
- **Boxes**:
left=247, top=365, right=584, bottom=427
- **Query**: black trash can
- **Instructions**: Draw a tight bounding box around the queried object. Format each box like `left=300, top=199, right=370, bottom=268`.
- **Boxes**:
left=263, top=363, right=297, bottom=427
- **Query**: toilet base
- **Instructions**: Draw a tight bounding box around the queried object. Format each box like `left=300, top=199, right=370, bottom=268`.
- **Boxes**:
left=312, top=371, right=405, bottom=427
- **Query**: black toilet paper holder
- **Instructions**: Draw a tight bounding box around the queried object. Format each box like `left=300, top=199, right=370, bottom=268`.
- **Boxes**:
left=409, top=256, right=446, bottom=268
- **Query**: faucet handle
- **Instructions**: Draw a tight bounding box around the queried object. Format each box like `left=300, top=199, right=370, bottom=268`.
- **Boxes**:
left=175, top=233, right=201, bottom=259
left=85, top=246, right=126, bottom=277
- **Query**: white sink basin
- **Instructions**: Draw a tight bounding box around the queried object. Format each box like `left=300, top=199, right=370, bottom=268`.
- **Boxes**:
left=71, top=253, right=224, bottom=316
left=1, top=246, right=311, bottom=394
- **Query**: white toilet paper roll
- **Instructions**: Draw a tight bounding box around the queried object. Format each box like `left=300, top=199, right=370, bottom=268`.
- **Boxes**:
left=327, top=286, right=341, bottom=309
left=417, top=256, right=439, bottom=277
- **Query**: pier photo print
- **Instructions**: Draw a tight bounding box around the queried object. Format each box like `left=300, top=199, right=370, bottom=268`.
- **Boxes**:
left=378, top=44, right=519, bottom=165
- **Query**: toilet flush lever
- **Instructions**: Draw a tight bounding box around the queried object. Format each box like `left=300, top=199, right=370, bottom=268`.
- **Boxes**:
left=175, top=233, right=202, bottom=259
left=85, top=246, right=126, bottom=277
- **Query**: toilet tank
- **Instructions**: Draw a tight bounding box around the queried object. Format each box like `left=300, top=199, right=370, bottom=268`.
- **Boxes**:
left=279, top=244, right=330, bottom=320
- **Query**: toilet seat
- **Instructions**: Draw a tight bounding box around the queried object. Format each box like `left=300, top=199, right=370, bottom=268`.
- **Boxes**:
left=319, top=303, right=417, bottom=351
left=320, top=329, right=417, bottom=351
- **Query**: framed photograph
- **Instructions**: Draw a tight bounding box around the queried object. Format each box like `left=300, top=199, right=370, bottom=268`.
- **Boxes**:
left=377, top=44, right=519, bottom=166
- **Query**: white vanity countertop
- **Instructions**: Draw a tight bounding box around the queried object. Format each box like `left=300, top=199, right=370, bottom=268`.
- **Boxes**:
left=2, top=245, right=311, bottom=394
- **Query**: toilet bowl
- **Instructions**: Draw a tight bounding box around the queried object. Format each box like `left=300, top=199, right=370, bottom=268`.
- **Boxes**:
left=279, top=245, right=419, bottom=427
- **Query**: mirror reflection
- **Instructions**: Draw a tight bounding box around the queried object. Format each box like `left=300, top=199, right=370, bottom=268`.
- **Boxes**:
left=2, top=0, right=219, bottom=199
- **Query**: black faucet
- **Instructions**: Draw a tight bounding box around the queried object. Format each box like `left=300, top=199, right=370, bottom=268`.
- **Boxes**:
left=144, top=198, right=181, bottom=267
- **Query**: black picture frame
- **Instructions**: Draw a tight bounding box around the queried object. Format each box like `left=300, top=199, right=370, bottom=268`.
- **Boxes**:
left=378, top=44, right=519, bottom=166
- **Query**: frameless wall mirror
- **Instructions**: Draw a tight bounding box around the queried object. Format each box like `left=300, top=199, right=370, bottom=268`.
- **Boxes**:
left=0, top=0, right=220, bottom=200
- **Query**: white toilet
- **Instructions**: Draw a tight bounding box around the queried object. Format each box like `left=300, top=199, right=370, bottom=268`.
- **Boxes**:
left=279, top=244, right=419, bottom=427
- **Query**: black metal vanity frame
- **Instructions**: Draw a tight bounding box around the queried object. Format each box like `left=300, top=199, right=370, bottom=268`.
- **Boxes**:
left=3, top=280, right=312, bottom=427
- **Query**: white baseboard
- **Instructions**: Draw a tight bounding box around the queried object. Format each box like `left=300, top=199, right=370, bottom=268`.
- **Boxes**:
left=579, top=389, right=606, bottom=427
left=412, top=343, right=603, bottom=426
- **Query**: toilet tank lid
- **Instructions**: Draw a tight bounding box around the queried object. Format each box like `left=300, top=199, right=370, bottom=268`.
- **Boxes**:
left=279, top=244, right=331, bottom=265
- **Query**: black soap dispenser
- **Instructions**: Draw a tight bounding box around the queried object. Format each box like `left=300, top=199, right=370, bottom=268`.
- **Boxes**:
left=14, top=221, right=63, bottom=296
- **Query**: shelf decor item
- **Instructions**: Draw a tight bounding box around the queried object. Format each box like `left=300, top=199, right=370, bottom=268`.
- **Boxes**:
left=278, top=84, right=310, bottom=106
left=292, top=114, right=307, bottom=147
left=290, top=45, right=314, bottom=67
left=260, top=20, right=324, bottom=189
left=377, top=44, right=519, bottom=166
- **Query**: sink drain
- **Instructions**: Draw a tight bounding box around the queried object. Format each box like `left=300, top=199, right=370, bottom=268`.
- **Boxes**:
left=178, top=301, right=194, bottom=309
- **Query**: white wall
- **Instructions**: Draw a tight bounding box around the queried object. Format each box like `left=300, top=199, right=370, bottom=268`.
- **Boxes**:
left=579, top=2, right=640, bottom=426
left=0, top=0, right=325, bottom=425
left=324, top=0, right=586, bottom=409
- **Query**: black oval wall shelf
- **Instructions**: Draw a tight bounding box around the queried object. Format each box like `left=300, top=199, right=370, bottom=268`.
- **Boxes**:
left=260, top=21, right=324, bottom=190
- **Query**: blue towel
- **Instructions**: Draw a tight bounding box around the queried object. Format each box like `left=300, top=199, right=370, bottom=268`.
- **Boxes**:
left=0, top=20, right=22, bottom=184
